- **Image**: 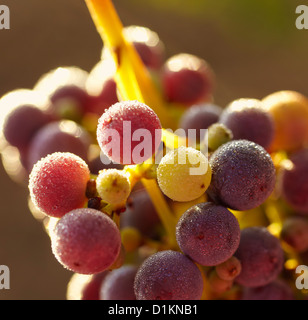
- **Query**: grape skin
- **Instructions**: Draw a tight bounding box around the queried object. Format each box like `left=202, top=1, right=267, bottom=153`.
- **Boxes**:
left=219, top=98, right=275, bottom=149
left=281, top=148, right=308, bottom=215
left=120, top=189, right=161, bottom=237
left=96, top=169, right=131, bottom=205
left=179, top=103, right=222, bottom=142
left=50, top=85, right=90, bottom=118
left=97, top=100, right=162, bottom=165
left=162, top=53, right=214, bottom=106
left=124, top=25, right=165, bottom=70
left=207, top=140, right=276, bottom=211
left=157, top=146, right=212, bottom=202
left=280, top=216, right=308, bottom=253
left=176, top=202, right=241, bottom=266
left=3, top=104, right=51, bottom=150
left=234, top=227, right=284, bottom=288
left=51, top=208, right=121, bottom=275
left=27, top=120, right=91, bottom=170
left=134, top=250, right=203, bottom=300
left=215, top=256, right=242, bottom=281
left=241, top=280, right=295, bottom=300
left=100, top=265, right=138, bottom=300
left=262, top=90, right=308, bottom=152
left=29, top=152, right=90, bottom=218
left=66, top=271, right=110, bottom=300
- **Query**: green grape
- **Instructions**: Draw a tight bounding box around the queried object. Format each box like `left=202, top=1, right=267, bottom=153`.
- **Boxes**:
left=96, top=169, right=131, bottom=205
left=157, top=146, right=212, bottom=202
left=205, top=123, right=233, bottom=152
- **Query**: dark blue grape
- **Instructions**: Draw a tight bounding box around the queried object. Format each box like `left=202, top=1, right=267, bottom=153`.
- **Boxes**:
left=207, top=140, right=276, bottom=211
left=176, top=202, right=240, bottom=266
left=234, top=227, right=284, bottom=288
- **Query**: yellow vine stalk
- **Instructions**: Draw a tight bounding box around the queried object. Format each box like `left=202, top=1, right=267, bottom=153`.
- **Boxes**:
left=84, top=0, right=178, bottom=247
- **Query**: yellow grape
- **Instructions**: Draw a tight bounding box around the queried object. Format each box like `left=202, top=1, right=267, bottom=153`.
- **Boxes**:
left=157, top=146, right=211, bottom=202
left=96, top=169, right=131, bottom=205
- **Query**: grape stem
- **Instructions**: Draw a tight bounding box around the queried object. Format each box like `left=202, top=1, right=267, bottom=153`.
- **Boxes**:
left=85, top=0, right=172, bottom=127
left=84, top=0, right=185, bottom=248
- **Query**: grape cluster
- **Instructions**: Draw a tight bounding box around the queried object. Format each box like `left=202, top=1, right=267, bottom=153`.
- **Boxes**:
left=1, top=9, right=308, bottom=301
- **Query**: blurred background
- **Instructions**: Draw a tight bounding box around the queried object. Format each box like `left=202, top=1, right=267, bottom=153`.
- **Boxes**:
left=0, top=0, right=308, bottom=300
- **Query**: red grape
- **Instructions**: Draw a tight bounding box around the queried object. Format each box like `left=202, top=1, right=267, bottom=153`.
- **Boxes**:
left=29, top=152, right=90, bottom=218
left=97, top=100, right=162, bottom=165
left=51, top=208, right=121, bottom=274
left=162, top=53, right=214, bottom=106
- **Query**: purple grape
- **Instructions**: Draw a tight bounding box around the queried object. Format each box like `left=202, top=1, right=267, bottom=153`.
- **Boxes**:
left=207, top=140, right=276, bottom=211
left=100, top=265, right=138, bottom=300
left=234, top=227, right=284, bottom=288
left=87, top=79, right=119, bottom=116
left=219, top=98, right=275, bottom=149
left=88, top=152, right=124, bottom=175
left=27, top=120, right=91, bottom=170
left=162, top=54, right=215, bottom=106
left=176, top=202, right=240, bottom=266
left=280, top=216, right=308, bottom=253
left=67, top=271, right=110, bottom=300
left=134, top=250, right=203, bottom=300
left=281, top=148, right=308, bottom=215
left=34, top=66, right=88, bottom=99
left=51, top=208, right=121, bottom=274
left=85, top=60, right=119, bottom=115
left=3, top=104, right=52, bottom=150
left=123, top=25, right=165, bottom=70
left=179, top=103, right=222, bottom=142
left=241, top=280, right=295, bottom=300
left=50, top=85, right=91, bottom=120
left=120, top=189, right=160, bottom=237
left=34, top=66, right=90, bottom=117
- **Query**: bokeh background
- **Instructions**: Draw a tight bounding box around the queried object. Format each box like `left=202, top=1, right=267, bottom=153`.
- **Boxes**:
left=0, top=0, right=308, bottom=300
